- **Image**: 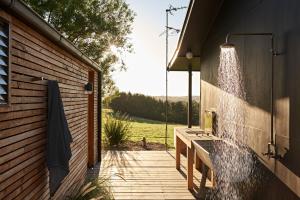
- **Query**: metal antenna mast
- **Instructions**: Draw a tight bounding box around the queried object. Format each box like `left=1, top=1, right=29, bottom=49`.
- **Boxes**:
left=164, top=5, right=187, bottom=150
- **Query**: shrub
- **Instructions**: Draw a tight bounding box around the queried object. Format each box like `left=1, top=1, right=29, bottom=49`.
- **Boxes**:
left=66, top=181, right=111, bottom=200
left=66, top=166, right=125, bottom=200
left=104, top=112, right=131, bottom=147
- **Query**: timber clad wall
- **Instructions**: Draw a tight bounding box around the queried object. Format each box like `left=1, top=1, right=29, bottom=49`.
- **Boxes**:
left=0, top=9, right=99, bottom=200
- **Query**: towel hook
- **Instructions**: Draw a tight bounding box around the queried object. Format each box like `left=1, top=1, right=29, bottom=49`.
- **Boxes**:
left=31, top=77, right=46, bottom=82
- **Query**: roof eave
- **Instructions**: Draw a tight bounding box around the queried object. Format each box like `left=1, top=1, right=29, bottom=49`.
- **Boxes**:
left=168, top=0, right=195, bottom=71
left=168, top=0, right=224, bottom=72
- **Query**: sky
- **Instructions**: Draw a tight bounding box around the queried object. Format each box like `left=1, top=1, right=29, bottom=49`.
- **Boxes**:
left=112, top=0, right=200, bottom=96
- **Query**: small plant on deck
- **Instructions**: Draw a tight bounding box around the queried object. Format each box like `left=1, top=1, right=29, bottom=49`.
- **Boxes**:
left=66, top=166, right=125, bottom=200
left=104, top=112, right=132, bottom=147
left=66, top=177, right=113, bottom=200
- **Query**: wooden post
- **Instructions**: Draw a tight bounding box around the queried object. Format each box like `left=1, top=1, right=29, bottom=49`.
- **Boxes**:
left=195, top=156, right=202, bottom=171
left=211, top=170, right=216, bottom=187
left=97, top=71, right=102, bottom=163
left=188, top=65, right=192, bottom=128
left=187, top=146, right=194, bottom=190
left=176, top=136, right=181, bottom=170
left=142, top=137, right=147, bottom=148
left=199, top=164, right=209, bottom=198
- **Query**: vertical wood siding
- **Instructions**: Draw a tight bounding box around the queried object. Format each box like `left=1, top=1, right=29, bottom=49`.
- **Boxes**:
left=0, top=11, right=99, bottom=200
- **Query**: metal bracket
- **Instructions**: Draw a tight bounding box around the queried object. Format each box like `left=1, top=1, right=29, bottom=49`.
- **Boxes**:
left=262, top=142, right=282, bottom=159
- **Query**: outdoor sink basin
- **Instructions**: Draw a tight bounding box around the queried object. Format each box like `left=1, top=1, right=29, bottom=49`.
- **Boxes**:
left=193, top=139, right=253, bottom=182
left=192, top=139, right=221, bottom=169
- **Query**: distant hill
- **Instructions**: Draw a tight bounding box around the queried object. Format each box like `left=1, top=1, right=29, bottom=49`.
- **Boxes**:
left=109, top=92, right=199, bottom=125
left=153, top=96, right=200, bottom=103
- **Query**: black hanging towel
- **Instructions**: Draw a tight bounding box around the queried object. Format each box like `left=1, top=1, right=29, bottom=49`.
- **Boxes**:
left=47, top=80, right=72, bottom=196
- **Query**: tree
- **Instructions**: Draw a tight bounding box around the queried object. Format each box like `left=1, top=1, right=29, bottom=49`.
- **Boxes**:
left=24, top=0, right=135, bottom=95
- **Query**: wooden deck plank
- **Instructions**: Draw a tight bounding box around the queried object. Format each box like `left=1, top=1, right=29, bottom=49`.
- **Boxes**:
left=88, top=151, right=212, bottom=200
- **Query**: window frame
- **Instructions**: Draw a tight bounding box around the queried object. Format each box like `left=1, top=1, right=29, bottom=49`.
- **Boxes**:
left=0, top=17, right=11, bottom=107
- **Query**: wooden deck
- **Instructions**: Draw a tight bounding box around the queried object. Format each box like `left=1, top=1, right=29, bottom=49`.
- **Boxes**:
left=88, top=151, right=212, bottom=200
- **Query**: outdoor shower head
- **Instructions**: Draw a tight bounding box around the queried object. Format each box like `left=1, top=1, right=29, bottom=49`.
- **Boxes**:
left=220, top=42, right=235, bottom=49
left=220, top=33, right=235, bottom=49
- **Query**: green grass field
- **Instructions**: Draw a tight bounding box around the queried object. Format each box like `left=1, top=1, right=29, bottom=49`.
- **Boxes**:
left=102, top=109, right=184, bottom=148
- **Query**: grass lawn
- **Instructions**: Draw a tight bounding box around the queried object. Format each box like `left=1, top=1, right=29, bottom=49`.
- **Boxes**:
left=102, top=109, right=184, bottom=148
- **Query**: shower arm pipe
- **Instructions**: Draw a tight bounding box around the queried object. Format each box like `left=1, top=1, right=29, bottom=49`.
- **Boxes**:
left=226, top=33, right=273, bottom=43
left=225, top=32, right=276, bottom=148
left=225, top=32, right=278, bottom=55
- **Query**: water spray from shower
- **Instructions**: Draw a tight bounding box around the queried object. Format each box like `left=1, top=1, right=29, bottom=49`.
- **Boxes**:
left=220, top=32, right=280, bottom=159
left=210, top=32, right=282, bottom=199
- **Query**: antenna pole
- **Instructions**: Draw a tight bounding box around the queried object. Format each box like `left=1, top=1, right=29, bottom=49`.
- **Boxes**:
left=164, top=5, right=187, bottom=151
left=165, top=9, right=169, bottom=150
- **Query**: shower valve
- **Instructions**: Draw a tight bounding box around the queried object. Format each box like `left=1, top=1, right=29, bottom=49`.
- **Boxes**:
left=262, top=143, right=281, bottom=159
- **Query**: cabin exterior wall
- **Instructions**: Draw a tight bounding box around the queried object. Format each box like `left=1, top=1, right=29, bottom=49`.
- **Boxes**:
left=0, top=10, right=99, bottom=199
left=200, top=0, right=300, bottom=198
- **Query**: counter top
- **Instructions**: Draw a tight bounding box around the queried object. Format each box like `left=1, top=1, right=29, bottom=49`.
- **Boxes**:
left=174, top=127, right=220, bottom=148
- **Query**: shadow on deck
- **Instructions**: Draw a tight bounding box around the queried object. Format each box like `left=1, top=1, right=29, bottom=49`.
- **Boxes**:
left=88, top=151, right=212, bottom=200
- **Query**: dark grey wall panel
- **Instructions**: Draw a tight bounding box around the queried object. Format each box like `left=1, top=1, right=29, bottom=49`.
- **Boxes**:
left=200, top=0, right=300, bottom=198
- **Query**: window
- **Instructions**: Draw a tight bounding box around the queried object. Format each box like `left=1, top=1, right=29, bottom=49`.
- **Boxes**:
left=0, top=20, right=9, bottom=105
